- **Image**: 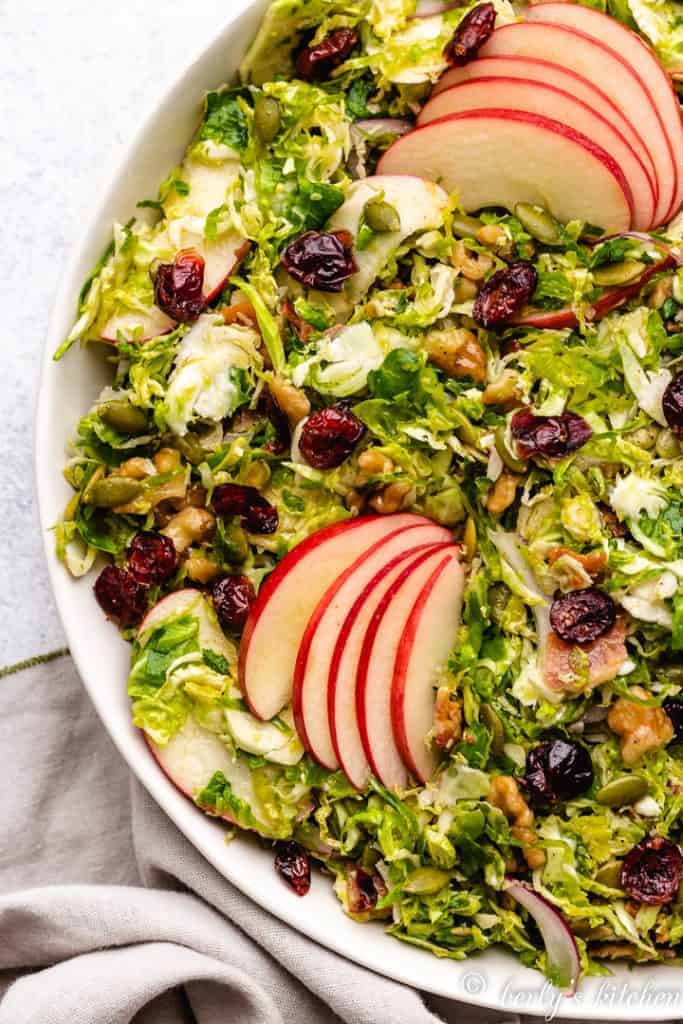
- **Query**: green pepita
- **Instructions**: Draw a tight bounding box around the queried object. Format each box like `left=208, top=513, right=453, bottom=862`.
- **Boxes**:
left=514, top=203, right=562, bottom=246
left=593, top=261, right=645, bottom=287
left=494, top=426, right=527, bottom=474
left=481, top=703, right=505, bottom=756
left=463, top=515, right=477, bottom=561
left=451, top=213, right=483, bottom=239
left=595, top=860, right=623, bottom=888
left=596, top=776, right=649, bottom=808
left=85, top=476, right=143, bottom=508
left=99, top=400, right=149, bottom=435
left=364, top=198, right=401, bottom=233
left=403, top=868, right=451, bottom=895
left=170, top=433, right=207, bottom=466
left=254, top=96, right=281, bottom=143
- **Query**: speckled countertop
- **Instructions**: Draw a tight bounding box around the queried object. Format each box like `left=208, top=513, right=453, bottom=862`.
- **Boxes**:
left=1, top=0, right=250, bottom=667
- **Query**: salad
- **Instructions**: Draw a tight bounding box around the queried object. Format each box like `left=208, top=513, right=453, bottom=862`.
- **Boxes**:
left=54, top=0, right=683, bottom=994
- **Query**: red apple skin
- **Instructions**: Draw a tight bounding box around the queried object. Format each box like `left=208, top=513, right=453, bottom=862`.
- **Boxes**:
left=391, top=553, right=464, bottom=783
left=525, top=2, right=683, bottom=221
left=355, top=546, right=458, bottom=789
left=292, top=522, right=451, bottom=770
left=239, top=513, right=428, bottom=720
left=512, top=256, right=676, bottom=329
left=202, top=238, right=251, bottom=303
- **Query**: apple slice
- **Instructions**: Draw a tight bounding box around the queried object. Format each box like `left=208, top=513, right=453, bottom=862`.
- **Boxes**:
left=138, top=588, right=234, bottom=663
left=293, top=520, right=452, bottom=770
left=101, top=305, right=177, bottom=344
left=525, top=3, right=683, bottom=222
left=304, top=175, right=447, bottom=319
left=391, top=551, right=464, bottom=783
left=146, top=715, right=266, bottom=830
left=430, top=56, right=656, bottom=200
left=478, top=22, right=673, bottom=226
left=239, top=513, right=431, bottom=721
left=357, top=546, right=460, bottom=790
left=378, top=110, right=632, bottom=234
left=418, top=78, right=654, bottom=230
left=329, top=543, right=451, bottom=789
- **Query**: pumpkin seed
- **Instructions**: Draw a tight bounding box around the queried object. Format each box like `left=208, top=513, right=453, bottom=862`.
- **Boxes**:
left=463, top=515, right=477, bottom=561
left=451, top=213, right=483, bottom=239
left=514, top=203, right=561, bottom=246
left=364, top=198, right=401, bottom=233
left=254, top=96, right=281, bottom=143
left=85, top=476, right=143, bottom=508
left=595, top=861, right=623, bottom=888
left=596, top=776, right=649, bottom=807
left=494, top=426, right=527, bottom=474
left=481, top=703, right=505, bottom=756
left=403, top=868, right=451, bottom=895
left=593, top=261, right=645, bottom=287
left=99, top=400, right=149, bottom=435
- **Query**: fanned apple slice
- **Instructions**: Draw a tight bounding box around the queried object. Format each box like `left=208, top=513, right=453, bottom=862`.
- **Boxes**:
left=293, top=520, right=451, bottom=770
left=137, top=588, right=235, bottom=662
left=357, top=546, right=460, bottom=790
left=101, top=306, right=177, bottom=344
left=526, top=3, right=683, bottom=221
left=378, top=110, right=632, bottom=234
left=430, top=56, right=656, bottom=200
left=391, top=551, right=464, bottom=783
left=418, top=78, right=654, bottom=230
left=239, top=513, right=429, bottom=721
left=478, top=22, right=673, bottom=225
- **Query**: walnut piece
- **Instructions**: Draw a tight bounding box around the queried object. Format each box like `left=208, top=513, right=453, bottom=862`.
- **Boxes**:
left=433, top=686, right=463, bottom=751
left=607, top=686, right=674, bottom=766
left=488, top=775, right=545, bottom=869
left=424, top=328, right=487, bottom=383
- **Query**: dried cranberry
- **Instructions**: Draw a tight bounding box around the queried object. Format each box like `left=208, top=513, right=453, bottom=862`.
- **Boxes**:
left=296, top=27, right=359, bottom=81
left=549, top=587, right=616, bottom=645
left=127, top=532, right=178, bottom=585
left=662, top=371, right=683, bottom=437
left=274, top=840, right=311, bottom=896
left=663, top=696, right=683, bottom=741
left=347, top=866, right=380, bottom=913
left=211, top=574, right=255, bottom=631
left=154, top=248, right=206, bottom=322
left=211, top=483, right=279, bottom=535
left=621, top=836, right=683, bottom=905
left=473, top=261, right=538, bottom=328
left=299, top=402, right=365, bottom=469
left=281, top=231, right=357, bottom=292
left=598, top=501, right=628, bottom=539
left=444, top=2, right=496, bottom=66
left=524, top=739, right=594, bottom=804
left=510, top=408, right=592, bottom=460
left=262, top=392, right=291, bottom=455
left=94, top=565, right=147, bottom=627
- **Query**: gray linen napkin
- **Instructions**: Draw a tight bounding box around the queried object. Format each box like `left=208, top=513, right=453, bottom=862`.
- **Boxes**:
left=0, top=653, right=504, bottom=1024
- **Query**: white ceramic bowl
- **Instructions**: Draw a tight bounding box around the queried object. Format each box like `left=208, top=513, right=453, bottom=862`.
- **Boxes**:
left=35, top=3, right=683, bottom=1016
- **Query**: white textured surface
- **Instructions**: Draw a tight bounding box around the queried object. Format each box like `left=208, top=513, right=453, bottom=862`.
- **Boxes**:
left=1, top=0, right=250, bottom=665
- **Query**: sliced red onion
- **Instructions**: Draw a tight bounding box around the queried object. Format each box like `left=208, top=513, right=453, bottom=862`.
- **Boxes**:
left=412, top=0, right=463, bottom=15
left=504, top=879, right=580, bottom=995
left=352, top=118, right=413, bottom=139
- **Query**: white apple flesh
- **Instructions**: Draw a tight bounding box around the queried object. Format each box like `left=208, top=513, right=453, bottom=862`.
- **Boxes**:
left=418, top=78, right=655, bottom=230
left=526, top=2, right=683, bottom=221
left=137, top=588, right=234, bottom=664
left=378, top=109, right=632, bottom=234
left=292, top=520, right=452, bottom=770
left=239, top=513, right=431, bottom=721
left=431, top=55, right=656, bottom=200
left=391, top=550, right=464, bottom=783
left=479, top=22, right=673, bottom=225
left=356, top=546, right=460, bottom=790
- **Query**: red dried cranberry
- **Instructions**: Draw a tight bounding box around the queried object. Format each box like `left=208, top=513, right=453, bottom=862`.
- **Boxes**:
left=281, top=231, right=357, bottom=292
left=621, top=836, right=683, bottom=905
left=211, top=483, right=279, bottom=535
left=473, top=261, right=538, bottom=328
left=524, top=739, right=594, bottom=804
left=262, top=392, right=291, bottom=455
left=94, top=565, right=147, bottom=627
left=663, top=696, right=683, bottom=741
left=127, top=532, right=178, bottom=585
left=296, top=28, right=359, bottom=81
left=444, top=2, right=496, bottom=66
left=211, top=574, right=255, bottom=631
left=549, top=587, right=616, bottom=645
left=347, top=866, right=382, bottom=913
left=662, top=371, right=683, bottom=436
left=299, top=402, right=365, bottom=469
left=510, top=408, right=592, bottom=460
left=274, top=840, right=311, bottom=896
left=154, top=248, right=206, bottom=322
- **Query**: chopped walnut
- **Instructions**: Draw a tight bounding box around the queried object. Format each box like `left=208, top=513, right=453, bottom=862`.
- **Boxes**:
left=607, top=687, right=674, bottom=766
left=161, top=507, right=216, bottom=553
left=547, top=546, right=607, bottom=580
left=424, top=328, right=487, bottom=383
left=450, top=240, right=493, bottom=281
left=268, top=376, right=311, bottom=429
left=185, top=553, right=222, bottom=584
left=488, top=775, right=546, bottom=870
left=482, top=369, right=523, bottom=409
left=486, top=471, right=520, bottom=517
left=433, top=686, right=463, bottom=751
left=369, top=481, right=414, bottom=515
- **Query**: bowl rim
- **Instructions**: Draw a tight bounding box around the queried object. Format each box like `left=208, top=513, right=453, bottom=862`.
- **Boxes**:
left=34, top=3, right=683, bottom=1017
